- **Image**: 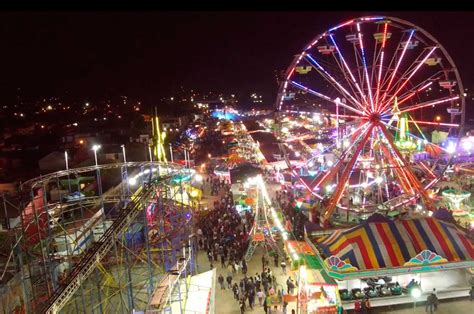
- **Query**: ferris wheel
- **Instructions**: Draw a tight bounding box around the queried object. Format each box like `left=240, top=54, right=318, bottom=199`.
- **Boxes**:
left=275, top=16, right=465, bottom=226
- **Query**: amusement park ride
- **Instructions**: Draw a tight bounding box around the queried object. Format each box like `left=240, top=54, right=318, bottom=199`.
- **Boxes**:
left=275, top=16, right=465, bottom=227
left=0, top=112, right=200, bottom=314
left=245, top=175, right=283, bottom=261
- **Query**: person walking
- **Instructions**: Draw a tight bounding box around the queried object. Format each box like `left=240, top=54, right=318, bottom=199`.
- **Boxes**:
left=425, top=293, right=437, bottom=314
left=227, top=274, right=233, bottom=289
left=360, top=297, right=370, bottom=314
left=257, top=289, right=264, bottom=306
left=281, top=260, right=287, bottom=275
left=220, top=254, right=226, bottom=268
left=432, top=288, right=439, bottom=311
left=470, top=286, right=474, bottom=301
left=248, top=291, right=255, bottom=310
left=242, top=260, right=248, bottom=275
left=218, top=274, right=225, bottom=290
left=233, top=282, right=240, bottom=300
left=239, top=299, right=246, bottom=314
left=274, top=252, right=279, bottom=267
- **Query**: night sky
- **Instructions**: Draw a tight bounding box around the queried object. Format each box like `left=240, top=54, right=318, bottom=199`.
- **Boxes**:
left=0, top=11, right=472, bottom=103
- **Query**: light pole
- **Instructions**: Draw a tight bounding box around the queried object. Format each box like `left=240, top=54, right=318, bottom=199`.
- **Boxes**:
left=64, top=150, right=72, bottom=191
left=92, top=145, right=105, bottom=218
left=148, top=146, right=153, bottom=162
left=169, top=144, right=174, bottom=163
left=121, top=144, right=130, bottom=198
left=184, top=149, right=188, bottom=169
left=2, top=192, right=8, bottom=230
left=92, top=144, right=101, bottom=167
left=64, top=150, right=69, bottom=171
left=121, top=144, right=127, bottom=163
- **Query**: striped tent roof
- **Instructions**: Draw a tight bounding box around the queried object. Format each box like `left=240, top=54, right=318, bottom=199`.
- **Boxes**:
left=317, top=215, right=474, bottom=271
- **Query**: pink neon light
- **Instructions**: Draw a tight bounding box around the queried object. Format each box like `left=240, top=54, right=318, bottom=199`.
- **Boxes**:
left=399, top=95, right=459, bottom=113
left=305, top=55, right=364, bottom=111
left=329, top=34, right=369, bottom=113
left=357, top=23, right=375, bottom=112
left=380, top=30, right=415, bottom=106
left=287, top=67, right=295, bottom=79
left=375, top=23, right=389, bottom=111
left=329, top=19, right=355, bottom=32
left=397, top=82, right=433, bottom=107
left=406, top=120, right=460, bottom=128
left=383, top=47, right=437, bottom=112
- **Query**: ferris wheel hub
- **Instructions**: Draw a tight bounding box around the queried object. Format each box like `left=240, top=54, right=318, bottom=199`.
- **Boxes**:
left=369, top=112, right=381, bottom=123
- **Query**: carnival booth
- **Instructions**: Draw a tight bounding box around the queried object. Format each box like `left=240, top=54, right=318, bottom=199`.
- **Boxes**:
left=297, top=266, right=340, bottom=314
left=283, top=241, right=342, bottom=314
left=314, top=213, right=474, bottom=309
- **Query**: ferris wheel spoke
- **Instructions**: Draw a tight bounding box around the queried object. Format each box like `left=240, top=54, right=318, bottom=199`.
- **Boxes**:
left=328, top=34, right=368, bottom=104
left=310, top=122, right=370, bottom=191
left=306, top=121, right=370, bottom=165
left=356, top=22, right=375, bottom=112
left=395, top=81, right=435, bottom=108
left=288, top=80, right=365, bottom=116
left=322, top=123, right=376, bottom=221
left=329, top=46, right=366, bottom=106
left=406, top=120, right=460, bottom=128
left=380, top=47, right=437, bottom=113
left=378, top=124, right=439, bottom=210
left=375, top=23, right=389, bottom=111
left=380, top=29, right=416, bottom=105
left=377, top=125, right=427, bottom=194
left=397, top=95, right=460, bottom=114
left=304, top=54, right=368, bottom=113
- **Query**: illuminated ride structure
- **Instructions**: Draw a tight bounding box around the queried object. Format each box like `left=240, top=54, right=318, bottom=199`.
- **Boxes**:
left=1, top=130, right=199, bottom=314
left=244, top=175, right=283, bottom=261
left=275, top=16, right=465, bottom=227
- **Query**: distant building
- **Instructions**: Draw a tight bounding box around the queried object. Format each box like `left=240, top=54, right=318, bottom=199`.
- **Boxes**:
left=39, top=151, right=66, bottom=173
left=98, top=145, right=124, bottom=163
left=129, top=134, right=150, bottom=144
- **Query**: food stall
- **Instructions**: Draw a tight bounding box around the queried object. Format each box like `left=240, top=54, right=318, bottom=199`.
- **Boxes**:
left=283, top=241, right=342, bottom=314
left=298, top=266, right=340, bottom=314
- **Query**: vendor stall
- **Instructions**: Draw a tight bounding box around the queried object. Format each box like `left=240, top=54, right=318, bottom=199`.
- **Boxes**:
left=298, top=266, right=340, bottom=314
left=283, top=241, right=342, bottom=313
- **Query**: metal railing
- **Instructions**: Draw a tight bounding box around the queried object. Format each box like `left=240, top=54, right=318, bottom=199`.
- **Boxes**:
left=41, top=169, right=180, bottom=314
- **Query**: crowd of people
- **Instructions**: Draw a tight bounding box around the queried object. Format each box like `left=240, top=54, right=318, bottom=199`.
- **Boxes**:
left=196, top=173, right=297, bottom=313
left=196, top=181, right=251, bottom=268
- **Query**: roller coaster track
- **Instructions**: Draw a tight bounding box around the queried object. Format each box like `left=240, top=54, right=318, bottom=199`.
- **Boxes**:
left=39, top=164, right=184, bottom=314
left=21, top=161, right=182, bottom=189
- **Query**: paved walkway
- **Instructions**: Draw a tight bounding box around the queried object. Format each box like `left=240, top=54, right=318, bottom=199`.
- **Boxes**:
left=196, top=244, right=294, bottom=314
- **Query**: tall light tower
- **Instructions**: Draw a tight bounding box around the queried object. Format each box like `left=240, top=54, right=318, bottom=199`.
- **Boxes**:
left=91, top=144, right=104, bottom=211
left=151, top=108, right=168, bottom=163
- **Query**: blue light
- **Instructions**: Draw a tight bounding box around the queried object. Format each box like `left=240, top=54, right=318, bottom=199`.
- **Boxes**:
left=211, top=109, right=238, bottom=121
left=306, top=54, right=323, bottom=71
